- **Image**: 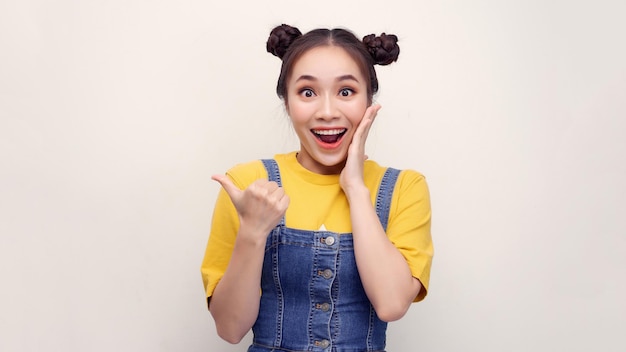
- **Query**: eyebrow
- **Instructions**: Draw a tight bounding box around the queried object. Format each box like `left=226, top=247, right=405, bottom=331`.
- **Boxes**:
left=294, top=74, right=360, bottom=83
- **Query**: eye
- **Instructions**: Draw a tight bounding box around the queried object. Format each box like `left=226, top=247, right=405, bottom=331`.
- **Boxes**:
left=339, top=88, right=354, bottom=97
left=299, top=88, right=315, bottom=98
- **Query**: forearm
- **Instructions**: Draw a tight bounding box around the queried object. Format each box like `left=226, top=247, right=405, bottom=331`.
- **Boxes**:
left=347, top=187, right=421, bottom=322
left=209, top=226, right=266, bottom=343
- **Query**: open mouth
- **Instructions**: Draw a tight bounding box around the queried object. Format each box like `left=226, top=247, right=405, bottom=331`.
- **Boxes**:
left=311, top=128, right=347, bottom=144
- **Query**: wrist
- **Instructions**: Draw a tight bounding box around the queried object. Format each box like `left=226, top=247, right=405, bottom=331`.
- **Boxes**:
left=237, top=222, right=271, bottom=247
left=344, top=185, right=370, bottom=203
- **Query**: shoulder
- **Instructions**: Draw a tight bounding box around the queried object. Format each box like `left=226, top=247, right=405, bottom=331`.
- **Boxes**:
left=395, top=169, right=429, bottom=202
left=223, top=153, right=295, bottom=189
left=224, top=160, right=267, bottom=189
left=397, top=169, right=427, bottom=188
left=391, top=169, right=430, bottom=216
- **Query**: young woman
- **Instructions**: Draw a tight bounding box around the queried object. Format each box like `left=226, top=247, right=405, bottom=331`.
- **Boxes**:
left=201, top=24, right=433, bottom=351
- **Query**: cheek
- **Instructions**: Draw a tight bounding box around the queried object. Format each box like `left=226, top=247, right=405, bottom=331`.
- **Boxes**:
left=346, top=100, right=368, bottom=126
left=287, top=101, right=310, bottom=126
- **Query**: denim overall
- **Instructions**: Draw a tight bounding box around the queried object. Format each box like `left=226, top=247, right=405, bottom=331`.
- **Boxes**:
left=248, top=159, right=400, bottom=352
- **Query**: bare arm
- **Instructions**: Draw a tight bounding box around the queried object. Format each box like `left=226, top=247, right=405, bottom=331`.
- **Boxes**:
left=340, top=105, right=421, bottom=322
left=346, top=188, right=421, bottom=321
left=208, top=175, right=289, bottom=343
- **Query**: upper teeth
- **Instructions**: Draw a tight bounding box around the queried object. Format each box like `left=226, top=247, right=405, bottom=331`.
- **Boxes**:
left=313, top=129, right=345, bottom=135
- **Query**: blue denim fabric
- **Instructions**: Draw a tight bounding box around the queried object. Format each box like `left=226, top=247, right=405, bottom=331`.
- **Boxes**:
left=248, top=160, right=400, bottom=352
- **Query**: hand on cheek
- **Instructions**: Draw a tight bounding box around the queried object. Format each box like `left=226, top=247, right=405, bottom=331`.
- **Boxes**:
left=340, top=104, right=381, bottom=195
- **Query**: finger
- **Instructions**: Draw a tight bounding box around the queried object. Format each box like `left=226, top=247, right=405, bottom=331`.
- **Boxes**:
left=211, top=174, right=242, bottom=201
left=357, top=105, right=380, bottom=135
left=364, top=104, right=381, bottom=123
left=254, top=179, right=269, bottom=187
left=361, top=104, right=380, bottom=135
left=278, top=193, right=290, bottom=212
left=270, top=185, right=287, bottom=200
left=369, top=103, right=382, bottom=115
left=352, top=114, right=376, bottom=151
left=264, top=180, right=279, bottom=193
left=249, top=179, right=279, bottom=198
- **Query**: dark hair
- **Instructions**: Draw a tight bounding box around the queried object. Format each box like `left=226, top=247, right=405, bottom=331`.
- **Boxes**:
left=266, top=24, right=400, bottom=105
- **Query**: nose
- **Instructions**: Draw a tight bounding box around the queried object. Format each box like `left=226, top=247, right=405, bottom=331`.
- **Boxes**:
left=316, top=94, right=339, bottom=121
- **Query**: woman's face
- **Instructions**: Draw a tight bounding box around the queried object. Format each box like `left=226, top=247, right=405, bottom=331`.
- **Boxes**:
left=286, top=45, right=369, bottom=175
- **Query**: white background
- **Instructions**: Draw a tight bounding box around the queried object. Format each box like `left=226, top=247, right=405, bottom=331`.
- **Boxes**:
left=1, top=0, right=625, bottom=351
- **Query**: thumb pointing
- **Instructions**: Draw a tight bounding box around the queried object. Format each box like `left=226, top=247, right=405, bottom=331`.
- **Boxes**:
left=211, top=174, right=241, bottom=202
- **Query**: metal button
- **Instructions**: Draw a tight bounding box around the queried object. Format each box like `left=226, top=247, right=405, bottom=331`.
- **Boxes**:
left=315, top=302, right=331, bottom=311
left=324, top=236, right=335, bottom=245
left=315, top=339, right=330, bottom=348
left=321, top=269, right=333, bottom=279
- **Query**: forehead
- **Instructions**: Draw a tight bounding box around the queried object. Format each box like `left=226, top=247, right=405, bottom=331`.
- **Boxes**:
left=289, top=45, right=365, bottom=81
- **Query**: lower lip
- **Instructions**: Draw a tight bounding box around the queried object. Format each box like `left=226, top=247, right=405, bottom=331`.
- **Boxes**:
left=313, top=133, right=345, bottom=149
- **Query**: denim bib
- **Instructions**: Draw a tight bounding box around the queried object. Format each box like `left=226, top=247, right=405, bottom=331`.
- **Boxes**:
left=248, top=159, right=400, bottom=352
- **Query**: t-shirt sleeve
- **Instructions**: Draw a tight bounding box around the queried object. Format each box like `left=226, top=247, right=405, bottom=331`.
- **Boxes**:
left=387, top=170, right=434, bottom=302
left=200, top=185, right=239, bottom=305
left=200, top=161, right=266, bottom=306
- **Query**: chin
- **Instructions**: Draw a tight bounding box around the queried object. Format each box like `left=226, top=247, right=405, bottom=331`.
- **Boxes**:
left=315, top=154, right=347, bottom=172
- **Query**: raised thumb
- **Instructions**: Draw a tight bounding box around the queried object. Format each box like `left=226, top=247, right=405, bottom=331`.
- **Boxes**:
left=211, top=174, right=242, bottom=202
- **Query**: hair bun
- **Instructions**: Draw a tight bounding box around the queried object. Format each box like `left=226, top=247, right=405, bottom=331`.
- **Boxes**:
left=266, top=24, right=302, bottom=59
left=362, top=33, right=400, bottom=65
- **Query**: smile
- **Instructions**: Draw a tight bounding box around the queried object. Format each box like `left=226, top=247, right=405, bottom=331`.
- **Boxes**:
left=311, top=128, right=347, bottom=144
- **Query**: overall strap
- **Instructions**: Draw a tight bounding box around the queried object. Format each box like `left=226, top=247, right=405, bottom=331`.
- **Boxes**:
left=261, top=159, right=283, bottom=186
left=261, top=159, right=285, bottom=226
left=375, top=168, right=401, bottom=232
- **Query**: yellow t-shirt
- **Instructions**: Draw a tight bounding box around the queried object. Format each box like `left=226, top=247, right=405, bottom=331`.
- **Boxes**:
left=201, top=152, right=433, bottom=302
